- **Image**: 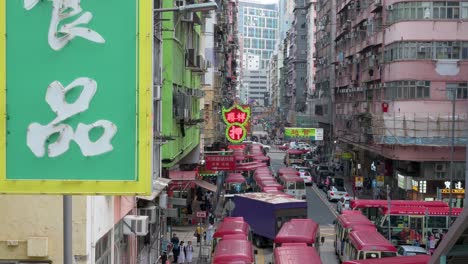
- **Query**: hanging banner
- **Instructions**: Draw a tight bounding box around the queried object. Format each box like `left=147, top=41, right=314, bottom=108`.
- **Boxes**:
left=284, top=127, right=324, bottom=140
left=0, top=1, right=153, bottom=194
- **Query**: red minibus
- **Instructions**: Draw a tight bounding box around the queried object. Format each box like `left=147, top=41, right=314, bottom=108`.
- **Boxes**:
left=213, top=218, right=250, bottom=240
left=278, top=167, right=300, bottom=176
left=274, top=219, right=321, bottom=250
left=257, top=180, right=284, bottom=192
left=226, top=173, right=247, bottom=194
left=342, top=254, right=430, bottom=264
left=285, top=149, right=304, bottom=166
left=350, top=199, right=448, bottom=222
left=342, top=230, right=397, bottom=262
left=375, top=206, right=462, bottom=246
left=212, top=239, right=254, bottom=264
left=335, top=212, right=376, bottom=258
left=274, top=243, right=322, bottom=264
left=277, top=174, right=305, bottom=199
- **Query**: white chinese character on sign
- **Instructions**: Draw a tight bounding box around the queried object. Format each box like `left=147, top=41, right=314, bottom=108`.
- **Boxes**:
left=455, top=181, right=463, bottom=190
left=24, top=0, right=105, bottom=50
left=444, top=181, right=451, bottom=189
left=27, top=77, right=117, bottom=157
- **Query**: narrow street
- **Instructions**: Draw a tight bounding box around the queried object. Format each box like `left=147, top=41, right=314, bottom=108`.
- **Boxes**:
left=254, top=150, right=339, bottom=264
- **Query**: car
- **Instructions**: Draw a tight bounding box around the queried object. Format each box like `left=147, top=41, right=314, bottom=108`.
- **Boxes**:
left=278, top=143, right=289, bottom=151
left=327, top=185, right=349, bottom=202
left=298, top=169, right=313, bottom=186
left=316, top=170, right=335, bottom=188
left=242, top=141, right=271, bottom=152
left=336, top=197, right=351, bottom=214
left=396, top=245, right=427, bottom=256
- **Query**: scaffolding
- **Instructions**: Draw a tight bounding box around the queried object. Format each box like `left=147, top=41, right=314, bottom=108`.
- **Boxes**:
left=371, top=112, right=468, bottom=146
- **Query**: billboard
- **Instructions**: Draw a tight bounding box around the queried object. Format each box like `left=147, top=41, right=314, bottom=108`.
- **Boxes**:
left=284, top=127, right=324, bottom=140
left=0, top=1, right=153, bottom=194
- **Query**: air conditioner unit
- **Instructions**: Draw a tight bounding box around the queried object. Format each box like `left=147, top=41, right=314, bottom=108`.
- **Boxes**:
left=138, top=206, right=157, bottom=224
left=175, top=0, right=185, bottom=7
left=374, top=0, right=382, bottom=6
left=123, top=215, right=149, bottom=236
left=435, top=163, right=446, bottom=173
left=181, top=12, right=193, bottom=22
left=185, top=48, right=196, bottom=67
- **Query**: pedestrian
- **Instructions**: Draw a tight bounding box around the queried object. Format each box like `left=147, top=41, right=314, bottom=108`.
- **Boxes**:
left=429, top=235, right=436, bottom=255
left=196, top=223, right=204, bottom=246
left=171, top=233, right=180, bottom=263
left=185, top=241, right=194, bottom=264
left=206, top=222, right=214, bottom=245
left=177, top=241, right=185, bottom=264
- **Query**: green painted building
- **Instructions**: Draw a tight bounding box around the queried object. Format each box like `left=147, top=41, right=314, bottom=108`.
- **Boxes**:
left=161, top=0, right=206, bottom=169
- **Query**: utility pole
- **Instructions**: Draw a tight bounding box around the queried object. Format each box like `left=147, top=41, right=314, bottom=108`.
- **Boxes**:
left=387, top=184, right=391, bottom=241
left=448, top=88, right=456, bottom=222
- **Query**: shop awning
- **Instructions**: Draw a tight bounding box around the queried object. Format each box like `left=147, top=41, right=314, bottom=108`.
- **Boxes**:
left=137, top=177, right=172, bottom=201
left=169, top=170, right=198, bottom=180
left=194, top=179, right=217, bottom=192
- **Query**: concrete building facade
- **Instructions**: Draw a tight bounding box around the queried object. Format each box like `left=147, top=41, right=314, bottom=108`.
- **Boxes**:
left=332, top=0, right=468, bottom=205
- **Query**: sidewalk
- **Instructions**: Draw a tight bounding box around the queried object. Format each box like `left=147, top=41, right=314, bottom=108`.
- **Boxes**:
left=339, top=172, right=374, bottom=200
left=170, top=225, right=213, bottom=264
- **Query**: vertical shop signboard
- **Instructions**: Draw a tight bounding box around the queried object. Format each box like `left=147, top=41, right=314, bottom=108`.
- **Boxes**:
left=0, top=1, right=153, bottom=194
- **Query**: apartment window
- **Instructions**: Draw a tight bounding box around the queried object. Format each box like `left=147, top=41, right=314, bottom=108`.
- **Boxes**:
left=388, top=1, right=468, bottom=23
left=384, top=80, right=430, bottom=100
left=447, top=83, right=468, bottom=99
left=385, top=41, right=468, bottom=61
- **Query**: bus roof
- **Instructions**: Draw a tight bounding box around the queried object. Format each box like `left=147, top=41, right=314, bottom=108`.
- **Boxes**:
left=226, top=174, right=246, bottom=184
left=224, top=217, right=245, bottom=222
left=214, top=220, right=250, bottom=238
left=213, top=239, right=254, bottom=264
left=274, top=219, right=319, bottom=244
left=236, top=192, right=306, bottom=204
left=337, top=213, right=375, bottom=229
left=383, top=206, right=463, bottom=216
left=274, top=243, right=322, bottom=264
left=222, top=234, right=248, bottom=240
left=351, top=199, right=448, bottom=209
left=287, top=149, right=304, bottom=155
left=342, top=255, right=430, bottom=264
left=348, top=230, right=397, bottom=252
left=254, top=175, right=275, bottom=182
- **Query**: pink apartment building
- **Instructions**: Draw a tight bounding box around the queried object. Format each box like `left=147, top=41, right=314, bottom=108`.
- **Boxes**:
left=333, top=0, right=468, bottom=206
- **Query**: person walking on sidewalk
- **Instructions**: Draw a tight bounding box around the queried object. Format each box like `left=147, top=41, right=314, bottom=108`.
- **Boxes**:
left=177, top=241, right=185, bottom=264
left=206, top=221, right=214, bottom=245
left=171, top=233, right=180, bottom=263
left=196, top=223, right=204, bottom=246
left=185, top=241, right=194, bottom=264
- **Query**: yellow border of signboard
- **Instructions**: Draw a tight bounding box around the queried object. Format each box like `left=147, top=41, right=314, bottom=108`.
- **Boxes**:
left=0, top=1, right=152, bottom=195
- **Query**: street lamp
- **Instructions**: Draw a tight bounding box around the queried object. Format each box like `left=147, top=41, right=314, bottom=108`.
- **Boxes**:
left=154, top=2, right=218, bottom=13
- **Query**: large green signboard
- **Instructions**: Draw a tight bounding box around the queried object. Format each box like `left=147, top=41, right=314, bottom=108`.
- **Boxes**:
left=0, top=1, right=153, bottom=194
left=284, top=127, right=324, bottom=140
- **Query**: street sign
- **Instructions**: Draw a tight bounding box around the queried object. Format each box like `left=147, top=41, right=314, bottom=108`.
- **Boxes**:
left=284, top=127, right=324, bottom=140
left=355, top=176, right=364, bottom=187
left=0, top=1, right=153, bottom=194
left=205, top=155, right=236, bottom=171
left=376, top=175, right=385, bottom=187
left=196, top=211, right=207, bottom=218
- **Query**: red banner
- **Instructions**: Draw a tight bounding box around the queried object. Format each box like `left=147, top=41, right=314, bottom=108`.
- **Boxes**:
left=205, top=155, right=236, bottom=171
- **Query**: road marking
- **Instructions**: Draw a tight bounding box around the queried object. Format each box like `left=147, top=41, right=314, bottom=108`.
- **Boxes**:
left=312, top=185, right=339, bottom=218
left=256, top=248, right=265, bottom=264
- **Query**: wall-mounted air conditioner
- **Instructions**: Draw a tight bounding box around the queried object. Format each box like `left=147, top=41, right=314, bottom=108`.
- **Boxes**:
left=435, top=163, right=446, bottom=173
left=123, top=215, right=149, bottom=236
left=138, top=206, right=157, bottom=224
